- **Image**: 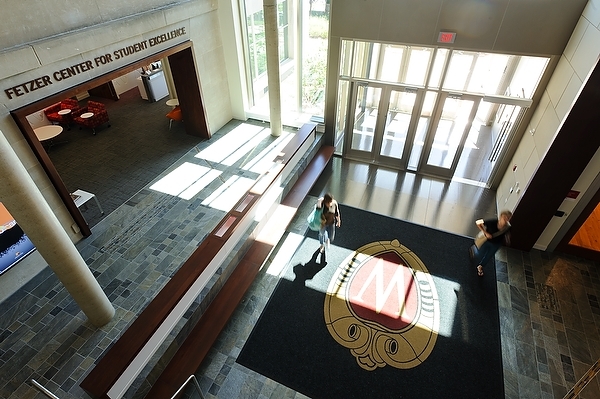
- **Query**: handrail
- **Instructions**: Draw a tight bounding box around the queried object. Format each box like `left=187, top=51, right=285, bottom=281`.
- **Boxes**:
left=170, top=374, right=205, bottom=399
left=31, top=379, right=60, bottom=399
left=563, top=358, right=600, bottom=399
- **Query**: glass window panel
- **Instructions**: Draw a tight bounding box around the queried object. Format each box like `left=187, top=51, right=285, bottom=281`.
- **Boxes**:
left=335, top=80, right=350, bottom=149
left=243, top=0, right=331, bottom=124
left=427, top=97, right=475, bottom=169
left=368, top=43, right=381, bottom=80
left=352, top=41, right=375, bottom=79
left=247, top=10, right=266, bottom=80
left=466, top=53, right=510, bottom=94
left=408, top=91, right=438, bottom=169
left=442, top=51, right=549, bottom=98
left=427, top=48, right=448, bottom=89
left=508, top=56, right=549, bottom=99
left=404, top=47, right=432, bottom=86
left=442, top=51, right=476, bottom=92
left=278, top=1, right=289, bottom=61
left=351, top=85, right=381, bottom=152
left=380, top=90, right=416, bottom=159
left=455, top=101, right=523, bottom=183
left=278, top=1, right=288, bottom=25
left=340, top=40, right=353, bottom=77
left=279, top=26, right=288, bottom=61
left=379, top=44, right=405, bottom=83
left=302, top=3, right=330, bottom=118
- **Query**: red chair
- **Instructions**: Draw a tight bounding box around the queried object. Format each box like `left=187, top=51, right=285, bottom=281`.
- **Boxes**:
left=43, top=98, right=80, bottom=127
left=72, top=100, right=111, bottom=135
left=166, top=105, right=183, bottom=129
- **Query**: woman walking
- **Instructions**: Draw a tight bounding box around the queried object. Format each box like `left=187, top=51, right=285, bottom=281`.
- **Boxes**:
left=316, top=193, right=341, bottom=253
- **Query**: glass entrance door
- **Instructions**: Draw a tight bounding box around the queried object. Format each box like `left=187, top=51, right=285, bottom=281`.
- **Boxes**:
left=347, top=83, right=379, bottom=157
left=345, top=83, right=479, bottom=177
left=454, top=98, right=528, bottom=185
left=419, top=93, right=480, bottom=178
left=345, top=82, right=422, bottom=169
left=343, top=83, right=532, bottom=183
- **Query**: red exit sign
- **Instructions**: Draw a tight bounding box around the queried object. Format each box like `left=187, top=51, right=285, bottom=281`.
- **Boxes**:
left=438, top=32, right=456, bottom=44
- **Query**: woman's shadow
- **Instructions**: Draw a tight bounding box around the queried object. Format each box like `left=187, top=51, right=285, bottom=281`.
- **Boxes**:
left=292, top=248, right=327, bottom=286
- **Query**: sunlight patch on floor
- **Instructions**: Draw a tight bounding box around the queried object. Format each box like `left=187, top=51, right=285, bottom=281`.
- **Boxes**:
left=179, top=169, right=223, bottom=200
left=220, top=128, right=272, bottom=166
left=201, top=175, right=256, bottom=211
left=195, top=123, right=265, bottom=163
left=265, top=232, right=305, bottom=276
left=149, top=162, right=218, bottom=197
left=242, top=131, right=294, bottom=174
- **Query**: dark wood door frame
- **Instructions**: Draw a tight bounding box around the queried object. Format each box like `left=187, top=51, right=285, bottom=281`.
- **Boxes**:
left=11, top=41, right=209, bottom=237
left=555, top=186, right=600, bottom=261
left=168, top=47, right=210, bottom=140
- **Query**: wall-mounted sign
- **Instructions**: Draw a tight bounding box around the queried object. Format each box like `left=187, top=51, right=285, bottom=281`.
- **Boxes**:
left=3, top=26, right=188, bottom=102
left=437, top=31, right=456, bottom=44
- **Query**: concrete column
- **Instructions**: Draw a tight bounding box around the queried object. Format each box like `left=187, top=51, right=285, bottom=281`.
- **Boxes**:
left=161, top=57, right=177, bottom=100
left=0, top=132, right=114, bottom=327
left=263, top=0, right=283, bottom=137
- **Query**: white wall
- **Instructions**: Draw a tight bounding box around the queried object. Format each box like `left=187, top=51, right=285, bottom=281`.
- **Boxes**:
left=496, top=0, right=600, bottom=250
left=329, top=0, right=587, bottom=56
left=113, top=70, right=142, bottom=97
left=25, top=109, right=52, bottom=129
left=0, top=0, right=195, bottom=51
left=218, top=0, right=249, bottom=120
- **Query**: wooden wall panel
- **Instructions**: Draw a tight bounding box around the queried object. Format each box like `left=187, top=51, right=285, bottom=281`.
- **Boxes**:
left=168, top=47, right=210, bottom=139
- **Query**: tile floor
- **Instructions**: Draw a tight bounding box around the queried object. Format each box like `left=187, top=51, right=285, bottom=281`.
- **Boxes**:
left=0, top=121, right=599, bottom=399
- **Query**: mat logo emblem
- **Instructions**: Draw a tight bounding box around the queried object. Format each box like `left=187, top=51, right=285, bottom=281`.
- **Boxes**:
left=324, top=239, right=439, bottom=371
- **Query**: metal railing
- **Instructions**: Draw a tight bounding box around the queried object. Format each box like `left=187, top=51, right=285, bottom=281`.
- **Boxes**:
left=33, top=374, right=206, bottom=399
left=563, top=358, right=600, bottom=399
left=170, top=374, right=206, bottom=399
left=31, top=379, right=60, bottom=399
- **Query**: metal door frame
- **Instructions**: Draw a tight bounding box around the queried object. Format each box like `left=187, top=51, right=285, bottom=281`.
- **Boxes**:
left=344, top=79, right=425, bottom=170
left=417, top=91, right=482, bottom=179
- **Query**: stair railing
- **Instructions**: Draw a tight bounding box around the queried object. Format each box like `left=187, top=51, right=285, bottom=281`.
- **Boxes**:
left=30, top=379, right=60, bottom=399
left=170, top=374, right=206, bottom=399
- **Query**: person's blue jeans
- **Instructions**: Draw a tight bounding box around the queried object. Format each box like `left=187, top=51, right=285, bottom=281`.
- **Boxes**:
left=472, top=240, right=501, bottom=266
left=319, top=223, right=335, bottom=245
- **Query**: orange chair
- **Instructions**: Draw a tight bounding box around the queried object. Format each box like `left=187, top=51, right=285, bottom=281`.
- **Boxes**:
left=166, top=105, right=183, bottom=129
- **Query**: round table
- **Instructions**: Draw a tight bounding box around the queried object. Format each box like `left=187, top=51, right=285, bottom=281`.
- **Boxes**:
left=166, top=98, right=179, bottom=107
left=34, top=125, right=63, bottom=141
left=58, top=109, right=72, bottom=116
left=80, top=112, right=94, bottom=119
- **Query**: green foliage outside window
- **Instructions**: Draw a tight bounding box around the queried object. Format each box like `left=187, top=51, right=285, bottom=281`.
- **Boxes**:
left=303, top=15, right=329, bottom=110
left=247, top=13, right=267, bottom=79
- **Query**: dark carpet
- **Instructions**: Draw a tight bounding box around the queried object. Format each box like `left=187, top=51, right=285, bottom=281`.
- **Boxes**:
left=237, top=205, right=504, bottom=399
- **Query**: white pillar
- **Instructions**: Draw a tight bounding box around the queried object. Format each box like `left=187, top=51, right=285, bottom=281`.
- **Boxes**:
left=0, top=132, right=114, bottom=327
left=263, top=0, right=283, bottom=137
left=162, top=57, right=177, bottom=100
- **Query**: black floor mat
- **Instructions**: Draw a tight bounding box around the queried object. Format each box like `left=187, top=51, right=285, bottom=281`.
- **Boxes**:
left=237, top=205, right=504, bottom=399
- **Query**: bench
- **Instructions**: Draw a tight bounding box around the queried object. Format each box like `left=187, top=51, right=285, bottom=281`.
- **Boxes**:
left=145, top=144, right=335, bottom=398
left=80, top=123, right=333, bottom=399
